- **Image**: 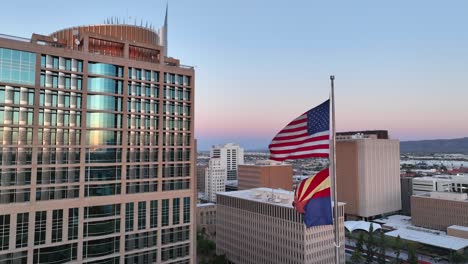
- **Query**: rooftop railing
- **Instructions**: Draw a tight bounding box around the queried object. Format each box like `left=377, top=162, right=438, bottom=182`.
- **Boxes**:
left=0, top=34, right=30, bottom=42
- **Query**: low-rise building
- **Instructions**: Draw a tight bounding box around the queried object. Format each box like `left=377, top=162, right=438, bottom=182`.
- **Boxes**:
left=216, top=188, right=345, bottom=264
left=412, top=176, right=453, bottom=195
left=197, top=203, right=216, bottom=239
left=238, top=160, right=293, bottom=191
left=447, top=225, right=468, bottom=240
left=411, top=192, right=468, bottom=231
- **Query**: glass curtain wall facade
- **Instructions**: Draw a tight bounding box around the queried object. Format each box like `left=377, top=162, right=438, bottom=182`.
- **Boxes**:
left=0, top=22, right=195, bottom=264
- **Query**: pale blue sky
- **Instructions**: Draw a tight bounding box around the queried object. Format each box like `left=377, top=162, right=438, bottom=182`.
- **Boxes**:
left=2, top=0, right=468, bottom=150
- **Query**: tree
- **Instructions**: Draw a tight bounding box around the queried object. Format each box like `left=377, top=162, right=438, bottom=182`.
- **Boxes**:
left=351, top=232, right=365, bottom=264
left=376, top=231, right=386, bottom=264
left=197, top=233, right=216, bottom=262
left=392, top=235, right=403, bottom=264
left=209, top=254, right=228, bottom=264
left=407, top=246, right=418, bottom=264
left=365, top=224, right=377, bottom=264
left=450, top=251, right=468, bottom=264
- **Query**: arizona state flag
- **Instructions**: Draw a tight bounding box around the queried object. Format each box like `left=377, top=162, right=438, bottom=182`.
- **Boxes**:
left=293, top=168, right=332, bottom=227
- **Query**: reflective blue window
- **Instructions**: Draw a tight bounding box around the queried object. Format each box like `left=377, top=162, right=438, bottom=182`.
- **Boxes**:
left=0, top=48, right=36, bottom=85
left=88, top=77, right=122, bottom=94
left=86, top=130, right=122, bottom=146
left=86, top=113, right=122, bottom=128
left=88, top=63, right=122, bottom=77
left=85, top=148, right=122, bottom=164
left=87, top=95, right=122, bottom=111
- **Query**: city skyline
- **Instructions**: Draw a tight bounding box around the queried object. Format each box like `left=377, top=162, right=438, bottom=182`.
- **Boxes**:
left=2, top=0, right=468, bottom=150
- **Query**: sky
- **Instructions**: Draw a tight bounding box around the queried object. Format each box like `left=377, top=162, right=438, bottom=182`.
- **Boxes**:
left=2, top=0, right=468, bottom=150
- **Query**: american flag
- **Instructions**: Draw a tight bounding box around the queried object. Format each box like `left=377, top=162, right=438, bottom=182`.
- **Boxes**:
left=269, top=100, right=330, bottom=161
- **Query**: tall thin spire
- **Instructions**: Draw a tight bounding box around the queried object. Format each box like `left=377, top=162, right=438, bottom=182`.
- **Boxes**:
left=163, top=2, right=168, bottom=56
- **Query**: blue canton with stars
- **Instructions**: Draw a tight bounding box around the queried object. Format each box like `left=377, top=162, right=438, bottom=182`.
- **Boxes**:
left=306, top=100, right=330, bottom=135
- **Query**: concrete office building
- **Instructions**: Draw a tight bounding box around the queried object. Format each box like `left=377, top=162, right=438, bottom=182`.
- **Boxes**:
left=336, top=131, right=401, bottom=219
left=412, top=176, right=452, bottom=195
left=197, top=164, right=207, bottom=193
left=411, top=192, right=468, bottom=231
left=205, top=158, right=226, bottom=202
left=238, top=160, right=293, bottom=191
left=400, top=177, right=413, bottom=216
left=216, top=188, right=345, bottom=264
left=196, top=203, right=216, bottom=239
left=210, top=143, right=244, bottom=181
left=451, top=175, right=468, bottom=194
left=0, top=11, right=196, bottom=264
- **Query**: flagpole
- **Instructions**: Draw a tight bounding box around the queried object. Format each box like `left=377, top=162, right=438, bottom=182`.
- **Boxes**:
left=330, top=75, right=341, bottom=264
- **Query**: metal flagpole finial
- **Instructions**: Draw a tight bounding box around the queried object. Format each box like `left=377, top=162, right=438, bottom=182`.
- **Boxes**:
left=330, top=75, right=335, bottom=81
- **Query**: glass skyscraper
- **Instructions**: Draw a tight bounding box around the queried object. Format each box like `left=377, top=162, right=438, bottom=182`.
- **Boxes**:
left=0, top=13, right=195, bottom=264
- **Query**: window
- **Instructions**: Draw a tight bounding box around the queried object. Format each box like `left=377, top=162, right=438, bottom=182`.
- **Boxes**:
left=33, top=243, right=77, bottom=263
left=87, top=113, right=122, bottom=128
left=16, top=213, right=28, bottom=248
left=183, top=197, right=190, bottom=224
left=173, top=198, right=180, bottom=225
left=126, top=203, right=134, bottom=232
left=0, top=215, right=10, bottom=250
left=83, top=237, right=119, bottom=258
left=161, top=226, right=190, bottom=245
left=85, top=204, right=121, bottom=218
left=88, top=77, right=122, bottom=94
left=125, top=231, right=157, bottom=252
left=162, top=199, right=169, bottom=227
left=150, top=200, right=158, bottom=228
left=52, top=209, right=63, bottom=243
left=161, top=243, right=190, bottom=261
left=88, top=62, right=123, bottom=77
left=85, top=166, right=122, bottom=181
left=84, top=219, right=120, bottom=237
left=68, top=208, right=79, bottom=240
left=34, top=211, right=47, bottom=245
left=87, top=95, right=122, bottom=111
left=0, top=48, right=36, bottom=85
left=138, top=201, right=146, bottom=230
left=85, top=184, right=121, bottom=197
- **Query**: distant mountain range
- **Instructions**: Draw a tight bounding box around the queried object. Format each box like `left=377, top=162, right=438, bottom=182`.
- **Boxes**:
left=400, top=137, right=468, bottom=154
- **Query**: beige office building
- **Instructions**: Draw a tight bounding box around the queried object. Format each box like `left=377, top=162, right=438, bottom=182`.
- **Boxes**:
left=238, top=160, right=293, bottom=191
left=412, top=192, right=468, bottom=231
left=216, top=188, right=345, bottom=264
left=336, top=133, right=401, bottom=219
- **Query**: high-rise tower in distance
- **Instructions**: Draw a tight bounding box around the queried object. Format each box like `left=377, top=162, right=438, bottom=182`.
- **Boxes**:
left=210, top=143, right=244, bottom=181
left=0, top=9, right=195, bottom=263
